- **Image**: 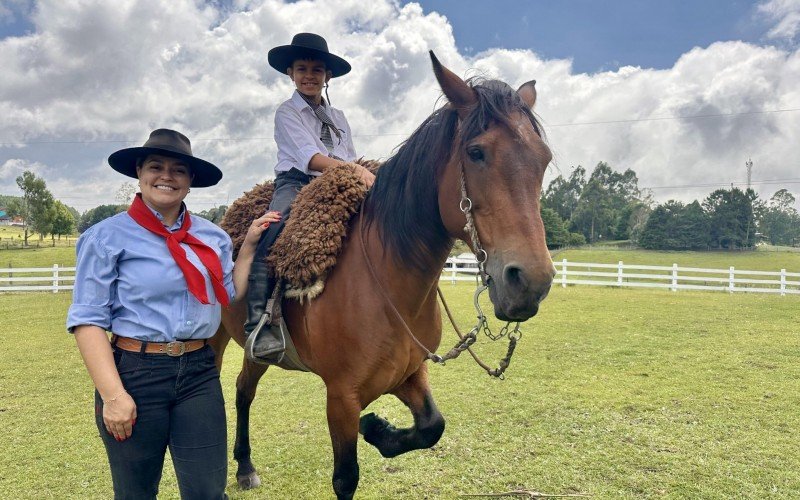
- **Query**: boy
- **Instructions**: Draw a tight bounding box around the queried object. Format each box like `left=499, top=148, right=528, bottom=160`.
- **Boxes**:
left=245, top=33, right=374, bottom=363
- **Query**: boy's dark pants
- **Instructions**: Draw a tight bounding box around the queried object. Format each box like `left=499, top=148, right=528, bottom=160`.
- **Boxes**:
left=245, top=168, right=311, bottom=337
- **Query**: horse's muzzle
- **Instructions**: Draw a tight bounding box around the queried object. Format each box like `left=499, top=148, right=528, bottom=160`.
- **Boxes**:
left=487, top=261, right=554, bottom=322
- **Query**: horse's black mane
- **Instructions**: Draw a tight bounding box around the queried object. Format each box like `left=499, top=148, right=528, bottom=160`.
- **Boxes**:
left=364, top=78, right=543, bottom=272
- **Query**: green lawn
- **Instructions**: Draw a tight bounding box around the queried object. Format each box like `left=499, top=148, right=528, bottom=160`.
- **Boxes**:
left=0, top=225, right=77, bottom=268
left=1, top=285, right=799, bottom=498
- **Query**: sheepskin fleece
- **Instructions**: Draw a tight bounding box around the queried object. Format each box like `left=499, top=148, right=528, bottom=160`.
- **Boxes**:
left=220, top=160, right=380, bottom=300
left=220, top=181, right=274, bottom=262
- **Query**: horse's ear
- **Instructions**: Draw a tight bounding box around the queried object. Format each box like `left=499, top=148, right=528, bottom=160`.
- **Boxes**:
left=430, top=51, right=476, bottom=116
left=517, top=80, right=537, bottom=109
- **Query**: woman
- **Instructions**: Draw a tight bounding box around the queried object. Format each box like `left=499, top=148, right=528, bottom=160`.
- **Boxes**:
left=245, top=32, right=375, bottom=363
left=67, top=128, right=278, bottom=499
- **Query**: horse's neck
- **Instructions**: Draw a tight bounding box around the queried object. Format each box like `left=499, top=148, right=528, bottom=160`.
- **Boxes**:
left=362, top=217, right=453, bottom=315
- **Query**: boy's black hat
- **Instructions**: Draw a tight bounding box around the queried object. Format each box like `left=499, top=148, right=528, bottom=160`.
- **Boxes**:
left=268, top=32, right=351, bottom=78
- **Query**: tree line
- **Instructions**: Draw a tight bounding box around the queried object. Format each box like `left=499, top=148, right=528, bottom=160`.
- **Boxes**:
left=5, top=168, right=797, bottom=251
left=541, top=162, right=799, bottom=250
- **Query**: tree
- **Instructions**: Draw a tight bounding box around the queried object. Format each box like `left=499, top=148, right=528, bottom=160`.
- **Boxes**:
left=540, top=207, right=570, bottom=248
left=542, top=166, right=585, bottom=221
left=571, top=177, right=614, bottom=242
left=78, top=204, right=128, bottom=233
left=703, top=188, right=758, bottom=249
left=638, top=202, right=680, bottom=250
left=676, top=200, right=710, bottom=249
left=566, top=162, right=645, bottom=243
left=760, top=189, right=800, bottom=246
left=13, top=170, right=55, bottom=245
left=195, top=205, right=228, bottom=225
left=115, top=182, right=137, bottom=206
left=637, top=200, right=709, bottom=250
left=50, top=200, right=77, bottom=243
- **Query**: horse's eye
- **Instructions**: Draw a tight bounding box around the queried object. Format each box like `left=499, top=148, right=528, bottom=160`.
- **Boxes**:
left=467, top=146, right=484, bottom=162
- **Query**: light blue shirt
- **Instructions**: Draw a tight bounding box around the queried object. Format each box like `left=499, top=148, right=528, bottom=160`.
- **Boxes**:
left=274, top=91, right=357, bottom=176
left=66, top=207, right=235, bottom=342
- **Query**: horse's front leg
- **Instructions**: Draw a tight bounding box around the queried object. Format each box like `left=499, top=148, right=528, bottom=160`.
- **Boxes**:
left=360, top=363, right=445, bottom=458
left=326, top=389, right=363, bottom=500
left=234, top=359, right=270, bottom=489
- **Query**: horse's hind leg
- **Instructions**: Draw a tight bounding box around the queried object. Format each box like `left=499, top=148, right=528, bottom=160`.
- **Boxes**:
left=233, top=359, right=270, bottom=489
left=359, top=363, right=445, bottom=458
left=326, top=389, right=363, bottom=500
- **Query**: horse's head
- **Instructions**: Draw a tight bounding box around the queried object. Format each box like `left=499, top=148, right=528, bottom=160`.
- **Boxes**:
left=432, top=52, right=555, bottom=322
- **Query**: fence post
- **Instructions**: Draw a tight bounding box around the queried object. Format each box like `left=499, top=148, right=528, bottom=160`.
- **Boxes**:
left=781, top=269, right=786, bottom=297
left=729, top=266, right=735, bottom=293
left=617, top=261, right=623, bottom=286
left=450, top=260, right=456, bottom=285
left=561, top=258, right=567, bottom=288
left=52, top=264, right=59, bottom=293
left=672, top=263, right=678, bottom=292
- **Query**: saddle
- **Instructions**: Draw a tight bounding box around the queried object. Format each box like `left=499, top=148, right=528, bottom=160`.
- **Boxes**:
left=221, top=160, right=380, bottom=368
left=222, top=160, right=379, bottom=300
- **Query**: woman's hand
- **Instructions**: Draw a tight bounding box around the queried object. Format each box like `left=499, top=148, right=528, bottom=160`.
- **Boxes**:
left=356, top=164, right=376, bottom=189
left=242, top=211, right=282, bottom=248
left=103, top=391, right=137, bottom=441
left=232, top=211, right=281, bottom=302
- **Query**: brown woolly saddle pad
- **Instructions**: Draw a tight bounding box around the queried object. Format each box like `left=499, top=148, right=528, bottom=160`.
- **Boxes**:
left=221, top=160, right=380, bottom=301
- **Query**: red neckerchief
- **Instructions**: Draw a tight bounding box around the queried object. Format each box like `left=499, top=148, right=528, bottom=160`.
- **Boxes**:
left=127, top=193, right=229, bottom=307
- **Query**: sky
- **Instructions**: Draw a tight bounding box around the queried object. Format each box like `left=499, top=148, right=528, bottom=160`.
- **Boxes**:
left=0, top=0, right=799, bottom=213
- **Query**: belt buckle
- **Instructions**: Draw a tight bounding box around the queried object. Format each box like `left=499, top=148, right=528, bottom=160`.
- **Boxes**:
left=165, top=341, right=186, bottom=356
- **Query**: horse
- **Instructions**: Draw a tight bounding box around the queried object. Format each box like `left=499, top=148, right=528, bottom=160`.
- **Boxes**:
left=208, top=51, right=555, bottom=500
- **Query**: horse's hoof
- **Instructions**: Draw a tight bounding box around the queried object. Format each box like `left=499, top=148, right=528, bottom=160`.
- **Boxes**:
left=237, top=472, right=261, bottom=490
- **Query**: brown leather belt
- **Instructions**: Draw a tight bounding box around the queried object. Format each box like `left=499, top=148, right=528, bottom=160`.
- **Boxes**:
left=112, top=335, right=207, bottom=356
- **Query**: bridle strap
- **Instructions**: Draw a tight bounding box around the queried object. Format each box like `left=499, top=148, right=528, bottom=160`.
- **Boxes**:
left=358, top=208, right=444, bottom=364
left=458, top=165, right=490, bottom=286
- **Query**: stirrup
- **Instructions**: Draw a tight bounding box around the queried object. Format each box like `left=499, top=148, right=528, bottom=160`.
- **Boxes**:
left=244, top=303, right=286, bottom=365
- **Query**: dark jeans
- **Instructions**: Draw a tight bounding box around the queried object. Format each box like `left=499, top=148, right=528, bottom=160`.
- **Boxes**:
left=254, top=168, right=312, bottom=260
left=95, top=345, right=227, bottom=500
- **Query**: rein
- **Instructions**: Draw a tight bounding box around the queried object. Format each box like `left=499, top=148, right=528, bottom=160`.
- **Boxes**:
left=358, top=161, right=523, bottom=378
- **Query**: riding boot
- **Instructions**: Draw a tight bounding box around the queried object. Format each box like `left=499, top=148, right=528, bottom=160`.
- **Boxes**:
left=244, top=261, right=285, bottom=364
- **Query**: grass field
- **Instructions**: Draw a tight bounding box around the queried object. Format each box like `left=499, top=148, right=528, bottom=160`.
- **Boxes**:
left=1, top=284, right=799, bottom=499
left=0, top=225, right=77, bottom=268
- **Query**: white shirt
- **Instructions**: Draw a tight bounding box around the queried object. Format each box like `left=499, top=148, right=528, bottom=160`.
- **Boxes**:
left=274, top=91, right=357, bottom=176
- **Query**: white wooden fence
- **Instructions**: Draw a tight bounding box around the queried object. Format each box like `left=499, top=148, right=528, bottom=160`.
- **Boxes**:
left=0, top=265, right=76, bottom=292
left=2, top=260, right=799, bottom=296
left=441, top=257, right=800, bottom=296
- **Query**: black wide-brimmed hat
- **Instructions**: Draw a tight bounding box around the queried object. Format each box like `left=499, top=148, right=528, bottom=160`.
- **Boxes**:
left=108, top=129, right=222, bottom=188
left=268, top=32, right=351, bottom=78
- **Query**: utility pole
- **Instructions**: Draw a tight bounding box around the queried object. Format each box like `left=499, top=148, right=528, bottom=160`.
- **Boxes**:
left=745, top=158, right=754, bottom=247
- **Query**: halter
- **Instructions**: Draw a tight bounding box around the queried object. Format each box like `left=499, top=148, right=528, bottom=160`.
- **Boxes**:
left=358, top=157, right=524, bottom=378
left=458, top=161, right=524, bottom=341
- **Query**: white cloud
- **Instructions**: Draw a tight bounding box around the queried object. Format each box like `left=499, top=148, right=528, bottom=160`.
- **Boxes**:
left=0, top=0, right=799, bottom=213
left=0, top=158, right=46, bottom=189
left=758, top=0, right=800, bottom=41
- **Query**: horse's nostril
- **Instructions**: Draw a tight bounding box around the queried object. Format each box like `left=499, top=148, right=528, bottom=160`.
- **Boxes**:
left=503, top=264, right=527, bottom=290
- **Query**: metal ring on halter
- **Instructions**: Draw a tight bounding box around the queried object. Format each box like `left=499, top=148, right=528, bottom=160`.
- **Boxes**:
left=475, top=248, right=488, bottom=265
left=459, top=197, right=473, bottom=213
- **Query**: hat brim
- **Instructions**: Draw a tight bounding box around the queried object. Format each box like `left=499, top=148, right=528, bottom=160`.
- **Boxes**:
left=268, top=45, right=351, bottom=78
left=108, top=147, right=223, bottom=188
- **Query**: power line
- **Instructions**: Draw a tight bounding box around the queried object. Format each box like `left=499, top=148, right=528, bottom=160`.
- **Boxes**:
left=1, top=107, right=799, bottom=147
left=544, top=107, right=800, bottom=127
left=644, top=177, right=800, bottom=190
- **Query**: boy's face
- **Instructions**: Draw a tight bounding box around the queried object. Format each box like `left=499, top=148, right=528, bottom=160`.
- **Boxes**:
left=287, top=58, right=331, bottom=98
